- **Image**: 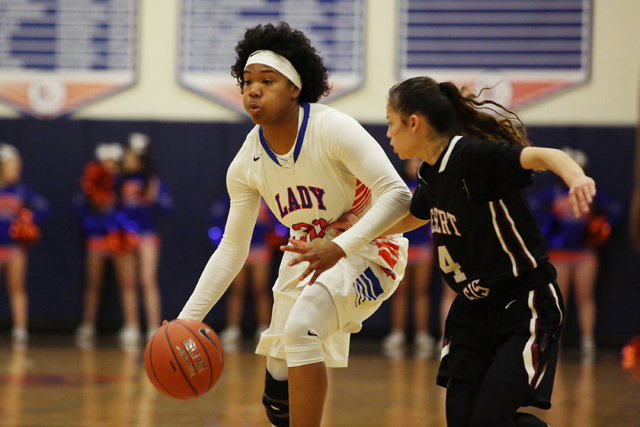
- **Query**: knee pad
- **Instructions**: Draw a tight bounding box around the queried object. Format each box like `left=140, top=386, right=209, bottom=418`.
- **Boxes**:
left=283, top=316, right=325, bottom=367
left=263, top=370, right=289, bottom=427
left=283, top=284, right=338, bottom=367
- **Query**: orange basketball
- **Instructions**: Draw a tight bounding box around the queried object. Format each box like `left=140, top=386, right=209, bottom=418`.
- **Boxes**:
left=144, top=319, right=224, bottom=400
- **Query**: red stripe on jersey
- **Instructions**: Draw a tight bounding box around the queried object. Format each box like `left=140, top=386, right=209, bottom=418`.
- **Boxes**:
left=350, top=180, right=372, bottom=215
left=374, top=238, right=401, bottom=270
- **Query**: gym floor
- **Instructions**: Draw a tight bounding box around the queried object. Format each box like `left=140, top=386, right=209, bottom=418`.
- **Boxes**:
left=1, top=335, right=639, bottom=426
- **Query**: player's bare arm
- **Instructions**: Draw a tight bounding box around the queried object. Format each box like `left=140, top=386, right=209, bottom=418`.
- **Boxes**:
left=324, top=210, right=428, bottom=237
left=381, top=211, right=429, bottom=236
left=520, top=146, right=596, bottom=218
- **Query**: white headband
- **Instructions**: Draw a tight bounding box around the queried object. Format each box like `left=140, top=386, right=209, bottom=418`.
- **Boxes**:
left=245, top=50, right=302, bottom=89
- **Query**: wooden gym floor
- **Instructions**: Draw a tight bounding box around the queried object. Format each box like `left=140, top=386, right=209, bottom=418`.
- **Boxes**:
left=1, top=335, right=640, bottom=426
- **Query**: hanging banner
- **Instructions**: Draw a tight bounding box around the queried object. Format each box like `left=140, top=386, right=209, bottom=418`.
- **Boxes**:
left=0, top=0, right=138, bottom=119
left=398, top=0, right=592, bottom=109
left=179, top=0, right=366, bottom=114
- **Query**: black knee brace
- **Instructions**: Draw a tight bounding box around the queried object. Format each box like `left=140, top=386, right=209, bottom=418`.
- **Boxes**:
left=262, top=370, right=289, bottom=427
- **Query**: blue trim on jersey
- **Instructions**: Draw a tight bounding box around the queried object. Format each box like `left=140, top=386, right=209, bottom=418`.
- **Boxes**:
left=258, top=103, right=310, bottom=167
left=353, top=267, right=384, bottom=307
left=293, top=103, right=310, bottom=162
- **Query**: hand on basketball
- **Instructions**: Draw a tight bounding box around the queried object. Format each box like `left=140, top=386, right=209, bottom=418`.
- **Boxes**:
left=568, top=175, right=596, bottom=218
left=281, top=238, right=346, bottom=286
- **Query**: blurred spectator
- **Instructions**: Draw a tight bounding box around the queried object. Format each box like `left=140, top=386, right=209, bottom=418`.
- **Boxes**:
left=383, top=158, right=436, bottom=357
left=0, top=143, right=49, bottom=345
left=121, top=133, right=173, bottom=341
left=530, top=147, right=622, bottom=362
left=75, top=143, right=140, bottom=348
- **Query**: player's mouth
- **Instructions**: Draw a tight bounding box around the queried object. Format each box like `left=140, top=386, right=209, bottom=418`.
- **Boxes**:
left=247, top=103, right=262, bottom=114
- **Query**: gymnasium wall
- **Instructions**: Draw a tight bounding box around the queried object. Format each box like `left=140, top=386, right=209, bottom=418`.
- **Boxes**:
left=0, top=0, right=639, bottom=125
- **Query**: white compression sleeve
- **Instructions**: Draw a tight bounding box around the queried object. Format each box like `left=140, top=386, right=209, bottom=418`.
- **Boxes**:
left=177, top=201, right=259, bottom=321
left=322, top=111, right=412, bottom=256
left=178, top=155, right=261, bottom=321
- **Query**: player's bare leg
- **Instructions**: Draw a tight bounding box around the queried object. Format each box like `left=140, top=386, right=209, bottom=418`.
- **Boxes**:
left=288, top=362, right=327, bottom=427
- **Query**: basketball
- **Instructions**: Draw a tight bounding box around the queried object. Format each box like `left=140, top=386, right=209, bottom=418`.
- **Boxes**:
left=144, top=319, right=224, bottom=400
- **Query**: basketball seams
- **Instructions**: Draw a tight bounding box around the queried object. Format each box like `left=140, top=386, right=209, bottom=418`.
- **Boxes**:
left=164, top=322, right=199, bottom=398
left=174, top=319, right=215, bottom=391
left=145, top=320, right=223, bottom=400
left=146, top=330, right=183, bottom=400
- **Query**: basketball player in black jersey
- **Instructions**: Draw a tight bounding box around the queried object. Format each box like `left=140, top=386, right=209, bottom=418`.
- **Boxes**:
left=380, top=77, right=596, bottom=426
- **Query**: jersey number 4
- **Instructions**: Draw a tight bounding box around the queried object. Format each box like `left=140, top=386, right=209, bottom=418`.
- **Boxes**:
left=438, top=245, right=467, bottom=283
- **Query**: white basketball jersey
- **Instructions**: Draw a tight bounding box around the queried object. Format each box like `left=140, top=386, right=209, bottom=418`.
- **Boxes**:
left=241, top=104, right=372, bottom=240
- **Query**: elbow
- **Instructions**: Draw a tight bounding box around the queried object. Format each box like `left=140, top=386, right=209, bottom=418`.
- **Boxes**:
left=396, top=186, right=413, bottom=210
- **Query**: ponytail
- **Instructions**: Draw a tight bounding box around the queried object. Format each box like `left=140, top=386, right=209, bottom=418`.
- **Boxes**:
left=389, top=77, right=530, bottom=147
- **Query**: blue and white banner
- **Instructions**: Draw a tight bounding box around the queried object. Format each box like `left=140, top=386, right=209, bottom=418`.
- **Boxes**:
left=179, top=0, right=365, bottom=114
left=398, top=0, right=592, bottom=109
left=0, top=0, right=138, bottom=119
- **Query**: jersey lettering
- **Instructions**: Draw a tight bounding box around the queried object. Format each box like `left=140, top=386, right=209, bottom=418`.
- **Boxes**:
left=438, top=245, right=467, bottom=283
left=463, top=280, right=490, bottom=300
left=430, top=207, right=461, bottom=236
left=275, top=185, right=327, bottom=218
left=292, top=218, right=328, bottom=242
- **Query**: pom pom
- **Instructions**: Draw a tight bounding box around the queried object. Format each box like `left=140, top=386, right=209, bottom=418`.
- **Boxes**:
left=584, top=215, right=611, bottom=248
left=82, top=161, right=116, bottom=207
left=9, top=208, right=40, bottom=249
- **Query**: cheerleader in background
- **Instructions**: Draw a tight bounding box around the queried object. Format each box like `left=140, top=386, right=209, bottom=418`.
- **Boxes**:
left=121, top=133, right=172, bottom=340
left=0, top=143, right=49, bottom=345
left=530, top=147, right=622, bottom=363
left=75, top=143, right=141, bottom=348
left=383, top=158, right=436, bottom=357
left=210, top=197, right=283, bottom=351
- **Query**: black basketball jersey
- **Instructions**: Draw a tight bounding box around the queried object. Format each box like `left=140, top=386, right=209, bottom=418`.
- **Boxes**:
left=410, top=136, right=550, bottom=300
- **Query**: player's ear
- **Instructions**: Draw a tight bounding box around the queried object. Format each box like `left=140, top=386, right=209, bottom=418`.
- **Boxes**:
left=290, top=83, right=301, bottom=100
left=409, top=114, right=420, bottom=135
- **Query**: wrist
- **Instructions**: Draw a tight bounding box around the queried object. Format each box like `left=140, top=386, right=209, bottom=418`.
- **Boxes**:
left=331, top=241, right=347, bottom=259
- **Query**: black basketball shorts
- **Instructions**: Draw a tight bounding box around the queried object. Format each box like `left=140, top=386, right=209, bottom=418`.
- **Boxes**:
left=437, top=281, right=565, bottom=409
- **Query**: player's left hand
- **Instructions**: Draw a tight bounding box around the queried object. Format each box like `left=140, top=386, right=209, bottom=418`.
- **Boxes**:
left=569, top=175, right=596, bottom=218
left=324, top=212, right=359, bottom=236
left=281, top=238, right=346, bottom=285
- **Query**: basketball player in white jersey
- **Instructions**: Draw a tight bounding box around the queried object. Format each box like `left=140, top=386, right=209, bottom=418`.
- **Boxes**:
left=178, top=23, right=412, bottom=427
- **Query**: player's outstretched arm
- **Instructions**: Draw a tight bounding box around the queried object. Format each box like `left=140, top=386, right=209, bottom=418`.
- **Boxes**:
left=325, top=210, right=429, bottom=237
left=520, top=146, right=596, bottom=218
left=381, top=211, right=429, bottom=236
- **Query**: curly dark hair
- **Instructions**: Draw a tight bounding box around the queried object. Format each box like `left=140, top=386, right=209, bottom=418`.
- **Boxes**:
left=231, top=22, right=331, bottom=103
